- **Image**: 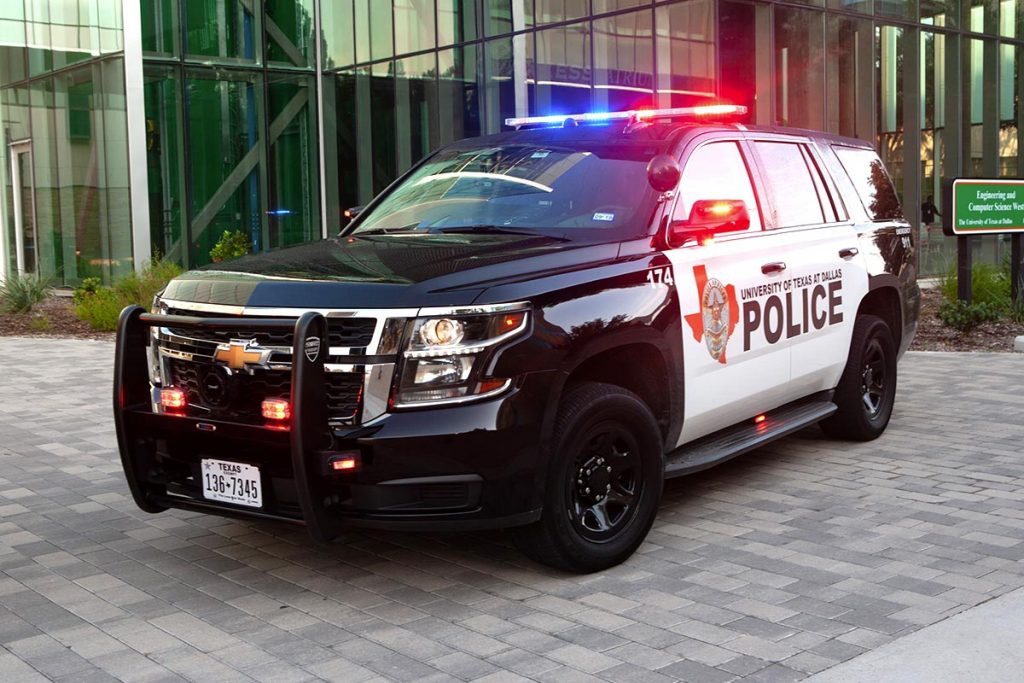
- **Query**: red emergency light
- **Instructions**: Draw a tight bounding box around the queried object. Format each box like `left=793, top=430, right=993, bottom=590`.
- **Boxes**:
left=160, top=387, right=187, bottom=411
left=261, top=398, right=291, bottom=421
left=505, top=104, right=748, bottom=129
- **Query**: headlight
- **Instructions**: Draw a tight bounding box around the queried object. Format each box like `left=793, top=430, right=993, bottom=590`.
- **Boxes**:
left=395, top=305, right=530, bottom=406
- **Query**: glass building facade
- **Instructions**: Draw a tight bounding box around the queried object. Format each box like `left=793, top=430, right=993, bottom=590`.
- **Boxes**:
left=3, top=0, right=1024, bottom=284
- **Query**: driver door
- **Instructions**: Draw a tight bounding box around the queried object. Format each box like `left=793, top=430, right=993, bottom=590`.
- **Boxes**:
left=663, top=139, right=794, bottom=445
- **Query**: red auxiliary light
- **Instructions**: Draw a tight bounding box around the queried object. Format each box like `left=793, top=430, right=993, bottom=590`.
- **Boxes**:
left=261, top=398, right=291, bottom=421
left=160, top=387, right=187, bottom=411
left=754, top=414, right=767, bottom=425
left=692, top=104, right=748, bottom=118
left=331, top=458, right=358, bottom=471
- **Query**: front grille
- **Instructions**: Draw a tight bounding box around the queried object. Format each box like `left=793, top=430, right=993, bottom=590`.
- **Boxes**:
left=165, top=308, right=376, bottom=350
left=167, top=359, right=363, bottom=426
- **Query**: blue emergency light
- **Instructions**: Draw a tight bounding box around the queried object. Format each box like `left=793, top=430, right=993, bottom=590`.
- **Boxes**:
left=504, top=104, right=748, bottom=130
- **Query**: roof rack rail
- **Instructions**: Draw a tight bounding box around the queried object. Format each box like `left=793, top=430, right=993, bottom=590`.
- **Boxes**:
left=504, top=105, right=748, bottom=130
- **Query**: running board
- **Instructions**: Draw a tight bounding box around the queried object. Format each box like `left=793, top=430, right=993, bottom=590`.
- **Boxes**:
left=664, top=399, right=837, bottom=479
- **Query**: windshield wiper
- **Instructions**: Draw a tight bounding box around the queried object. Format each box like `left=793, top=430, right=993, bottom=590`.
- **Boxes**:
left=436, top=225, right=568, bottom=240
left=356, top=226, right=426, bottom=236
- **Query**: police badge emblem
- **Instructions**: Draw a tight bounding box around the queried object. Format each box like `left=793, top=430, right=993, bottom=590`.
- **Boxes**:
left=684, top=265, right=740, bottom=364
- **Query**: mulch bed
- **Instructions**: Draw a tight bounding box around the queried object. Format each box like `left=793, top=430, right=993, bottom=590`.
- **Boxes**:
left=0, top=296, right=114, bottom=341
left=911, top=286, right=1024, bottom=352
left=1, top=290, right=1021, bottom=351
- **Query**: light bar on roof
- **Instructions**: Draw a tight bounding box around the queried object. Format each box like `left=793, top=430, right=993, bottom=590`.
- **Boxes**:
left=504, top=105, right=748, bottom=129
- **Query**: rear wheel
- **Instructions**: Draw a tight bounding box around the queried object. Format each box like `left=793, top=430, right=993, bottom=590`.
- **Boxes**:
left=821, top=314, right=897, bottom=441
left=511, top=382, right=663, bottom=573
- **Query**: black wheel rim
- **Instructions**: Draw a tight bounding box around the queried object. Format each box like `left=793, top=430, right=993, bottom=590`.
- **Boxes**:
left=567, top=423, right=643, bottom=543
left=860, top=338, right=888, bottom=418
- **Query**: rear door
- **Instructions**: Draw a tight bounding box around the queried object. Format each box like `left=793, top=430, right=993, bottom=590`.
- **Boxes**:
left=746, top=137, right=870, bottom=398
left=664, top=138, right=795, bottom=445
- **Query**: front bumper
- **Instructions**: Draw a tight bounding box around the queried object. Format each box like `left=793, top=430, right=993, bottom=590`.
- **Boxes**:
left=113, top=307, right=549, bottom=539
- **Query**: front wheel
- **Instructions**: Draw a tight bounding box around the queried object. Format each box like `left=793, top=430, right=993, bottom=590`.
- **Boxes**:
left=821, top=314, right=897, bottom=441
left=511, top=382, right=663, bottom=573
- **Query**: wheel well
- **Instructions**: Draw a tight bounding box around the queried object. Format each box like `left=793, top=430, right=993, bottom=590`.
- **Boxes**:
left=566, top=344, right=670, bottom=439
left=858, top=287, right=902, bottom=341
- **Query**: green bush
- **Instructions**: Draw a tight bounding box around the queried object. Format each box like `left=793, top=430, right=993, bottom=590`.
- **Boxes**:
left=939, top=262, right=1011, bottom=311
left=210, top=230, right=252, bottom=263
left=937, top=300, right=1004, bottom=332
left=74, top=287, right=124, bottom=332
left=72, top=276, right=103, bottom=306
left=0, top=273, right=51, bottom=313
left=73, top=258, right=183, bottom=332
left=28, top=313, right=51, bottom=332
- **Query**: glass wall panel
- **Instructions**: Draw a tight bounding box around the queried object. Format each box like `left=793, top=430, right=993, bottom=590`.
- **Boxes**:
left=267, top=73, right=319, bottom=247
left=593, top=10, right=652, bottom=112
left=184, top=0, right=261, bottom=64
left=29, top=78, right=62, bottom=283
left=484, top=0, right=517, bottom=36
left=530, top=22, right=591, bottom=115
left=775, top=6, right=825, bottom=130
left=719, top=1, right=768, bottom=122
left=593, top=0, right=647, bottom=14
left=0, top=1, right=26, bottom=87
left=143, top=66, right=188, bottom=264
left=878, top=0, right=917, bottom=19
left=438, top=45, right=481, bottom=144
left=535, top=0, right=588, bottom=25
left=483, top=37, right=518, bottom=134
left=438, top=0, right=477, bottom=46
left=354, top=0, right=393, bottom=63
left=185, top=69, right=264, bottom=264
left=395, top=53, right=439, bottom=174
left=366, top=64, right=397, bottom=195
left=828, top=0, right=872, bottom=12
left=26, top=0, right=53, bottom=76
left=395, top=0, right=436, bottom=55
left=878, top=26, right=905, bottom=206
left=920, top=30, right=953, bottom=274
left=827, top=14, right=873, bottom=140
left=655, top=0, right=715, bottom=108
left=322, top=0, right=354, bottom=69
left=53, top=60, right=132, bottom=284
left=1002, top=0, right=1024, bottom=36
left=266, top=0, right=315, bottom=68
left=923, top=0, right=959, bottom=26
left=142, top=0, right=180, bottom=56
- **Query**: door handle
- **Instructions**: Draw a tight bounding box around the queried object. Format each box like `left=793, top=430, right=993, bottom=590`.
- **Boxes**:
left=761, top=262, right=787, bottom=275
left=839, top=247, right=859, bottom=259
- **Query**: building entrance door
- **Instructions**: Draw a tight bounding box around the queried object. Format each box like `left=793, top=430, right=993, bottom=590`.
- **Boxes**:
left=9, top=141, right=36, bottom=275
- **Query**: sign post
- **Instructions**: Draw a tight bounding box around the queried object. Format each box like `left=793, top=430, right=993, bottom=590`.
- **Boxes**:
left=943, top=179, right=1024, bottom=305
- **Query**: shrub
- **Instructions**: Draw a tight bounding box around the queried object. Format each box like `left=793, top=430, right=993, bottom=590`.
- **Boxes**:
left=73, top=258, right=183, bottom=332
left=73, top=287, right=125, bottom=332
left=0, top=273, right=51, bottom=313
left=937, top=300, right=1004, bottom=332
left=28, top=313, right=51, bottom=332
left=939, top=262, right=1011, bottom=311
left=72, top=276, right=103, bottom=306
left=210, top=230, right=252, bottom=263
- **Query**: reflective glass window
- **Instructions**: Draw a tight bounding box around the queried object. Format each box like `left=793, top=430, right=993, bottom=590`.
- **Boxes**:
left=593, top=0, right=647, bottom=13
left=676, top=142, right=762, bottom=231
left=922, top=0, right=959, bottom=27
left=142, top=0, right=180, bottom=56
left=828, top=0, right=872, bottom=12
left=395, top=0, right=436, bottom=55
left=184, top=69, right=263, bottom=263
left=535, top=0, right=587, bottom=24
left=395, top=53, right=439, bottom=174
left=827, top=14, right=873, bottom=140
left=321, top=0, right=355, bottom=69
left=438, top=46, right=482, bottom=144
left=1002, top=0, right=1024, bottom=36
left=438, top=0, right=477, bottom=46
left=267, top=73, right=319, bottom=247
left=754, top=142, right=827, bottom=228
left=143, top=65, right=188, bottom=266
left=483, top=38, right=518, bottom=134
left=877, top=0, right=917, bottom=19
left=266, top=0, right=315, bottom=68
left=594, top=10, right=653, bottom=112
left=0, top=0, right=26, bottom=86
left=530, top=22, right=591, bottom=116
left=775, top=6, right=825, bottom=130
left=833, top=146, right=903, bottom=220
left=655, top=0, right=715, bottom=107
left=184, top=0, right=261, bottom=64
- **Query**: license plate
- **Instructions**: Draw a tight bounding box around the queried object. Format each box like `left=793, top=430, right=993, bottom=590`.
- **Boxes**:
left=201, top=459, right=262, bottom=508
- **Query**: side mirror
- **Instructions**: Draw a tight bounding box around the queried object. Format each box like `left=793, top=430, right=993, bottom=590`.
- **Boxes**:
left=646, top=154, right=680, bottom=193
left=669, top=199, right=750, bottom=245
left=343, top=206, right=364, bottom=221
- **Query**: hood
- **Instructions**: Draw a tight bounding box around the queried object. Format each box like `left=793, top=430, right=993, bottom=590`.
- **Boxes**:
left=160, top=233, right=620, bottom=309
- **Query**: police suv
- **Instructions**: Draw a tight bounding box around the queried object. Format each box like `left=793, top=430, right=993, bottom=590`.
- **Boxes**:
left=114, top=106, right=919, bottom=572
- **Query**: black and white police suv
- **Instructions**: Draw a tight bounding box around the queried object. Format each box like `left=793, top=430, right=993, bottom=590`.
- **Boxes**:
left=114, top=105, right=919, bottom=572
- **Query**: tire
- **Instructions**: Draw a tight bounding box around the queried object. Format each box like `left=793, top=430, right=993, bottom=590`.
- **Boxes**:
left=820, top=314, right=897, bottom=441
left=510, top=382, right=663, bottom=573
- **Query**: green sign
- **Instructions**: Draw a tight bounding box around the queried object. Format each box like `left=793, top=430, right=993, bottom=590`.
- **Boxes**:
left=951, top=179, right=1024, bottom=235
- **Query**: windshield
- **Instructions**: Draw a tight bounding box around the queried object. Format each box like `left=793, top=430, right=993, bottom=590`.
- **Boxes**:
left=351, top=142, right=658, bottom=240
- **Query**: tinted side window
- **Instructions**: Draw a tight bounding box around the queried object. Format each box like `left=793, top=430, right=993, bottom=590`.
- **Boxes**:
left=754, top=141, right=826, bottom=228
left=675, top=142, right=762, bottom=231
left=833, top=146, right=903, bottom=220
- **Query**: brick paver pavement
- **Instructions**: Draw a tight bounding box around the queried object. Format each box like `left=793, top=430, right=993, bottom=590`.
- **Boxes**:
left=0, top=338, right=1022, bottom=682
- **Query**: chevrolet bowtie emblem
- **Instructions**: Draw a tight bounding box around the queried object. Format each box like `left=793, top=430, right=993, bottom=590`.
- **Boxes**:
left=214, top=339, right=271, bottom=372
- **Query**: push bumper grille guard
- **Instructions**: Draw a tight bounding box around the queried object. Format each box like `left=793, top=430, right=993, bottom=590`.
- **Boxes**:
left=113, top=305, right=344, bottom=542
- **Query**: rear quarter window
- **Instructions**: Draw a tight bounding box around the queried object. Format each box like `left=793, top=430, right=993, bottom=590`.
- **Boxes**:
left=832, top=146, right=903, bottom=221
